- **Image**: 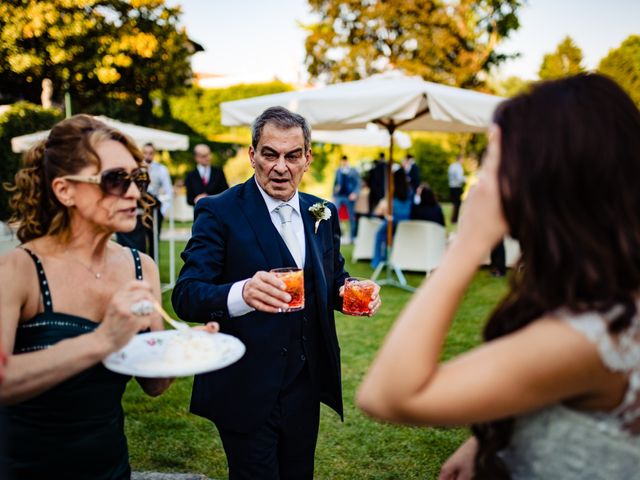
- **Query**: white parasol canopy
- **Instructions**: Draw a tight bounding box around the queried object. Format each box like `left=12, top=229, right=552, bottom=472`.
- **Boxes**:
left=312, top=123, right=412, bottom=148
left=221, top=71, right=502, bottom=133
left=11, top=115, right=189, bottom=152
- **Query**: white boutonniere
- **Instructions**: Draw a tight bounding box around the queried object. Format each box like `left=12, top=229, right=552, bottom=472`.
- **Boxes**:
left=309, top=201, right=331, bottom=234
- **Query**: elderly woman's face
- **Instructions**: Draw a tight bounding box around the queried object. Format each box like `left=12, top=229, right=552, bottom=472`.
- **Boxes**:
left=70, top=140, right=142, bottom=233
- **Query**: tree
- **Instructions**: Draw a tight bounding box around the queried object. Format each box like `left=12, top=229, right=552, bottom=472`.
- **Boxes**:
left=598, top=35, right=640, bottom=108
left=0, top=0, right=195, bottom=122
left=304, top=0, right=524, bottom=87
left=0, top=102, right=62, bottom=220
left=538, top=36, right=585, bottom=80
left=487, top=75, right=529, bottom=97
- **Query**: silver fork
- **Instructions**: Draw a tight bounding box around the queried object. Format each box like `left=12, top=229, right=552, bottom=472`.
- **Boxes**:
left=153, top=301, right=191, bottom=332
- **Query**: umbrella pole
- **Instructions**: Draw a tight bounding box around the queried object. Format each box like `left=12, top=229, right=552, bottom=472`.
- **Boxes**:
left=370, top=123, right=415, bottom=292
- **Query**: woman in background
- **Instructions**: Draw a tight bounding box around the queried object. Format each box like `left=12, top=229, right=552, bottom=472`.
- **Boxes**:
left=371, top=168, right=412, bottom=269
left=410, top=183, right=445, bottom=227
left=358, top=74, right=640, bottom=479
left=0, top=115, right=216, bottom=479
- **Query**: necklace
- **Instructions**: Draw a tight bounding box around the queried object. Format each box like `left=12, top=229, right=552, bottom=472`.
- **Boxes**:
left=64, top=251, right=106, bottom=279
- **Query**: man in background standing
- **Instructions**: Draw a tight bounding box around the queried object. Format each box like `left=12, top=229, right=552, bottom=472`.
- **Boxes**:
left=333, top=155, right=360, bottom=243
left=144, top=143, right=173, bottom=260
left=367, top=152, right=387, bottom=216
left=447, top=155, right=466, bottom=224
left=185, top=144, right=229, bottom=208
left=402, top=153, right=421, bottom=193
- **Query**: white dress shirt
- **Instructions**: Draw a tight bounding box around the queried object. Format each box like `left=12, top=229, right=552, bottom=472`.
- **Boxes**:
left=227, top=178, right=307, bottom=317
left=196, top=164, right=210, bottom=184
left=147, top=161, right=173, bottom=216
left=448, top=161, right=466, bottom=188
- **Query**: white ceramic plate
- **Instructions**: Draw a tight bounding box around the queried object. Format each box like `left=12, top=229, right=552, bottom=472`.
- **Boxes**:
left=103, top=330, right=245, bottom=377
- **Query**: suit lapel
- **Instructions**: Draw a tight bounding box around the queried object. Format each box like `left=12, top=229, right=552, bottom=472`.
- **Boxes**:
left=238, top=178, right=283, bottom=270
left=299, top=194, right=329, bottom=306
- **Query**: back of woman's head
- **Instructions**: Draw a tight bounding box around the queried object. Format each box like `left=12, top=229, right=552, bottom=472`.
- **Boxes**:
left=494, top=73, right=640, bottom=333
left=6, top=114, right=144, bottom=243
left=474, top=73, right=640, bottom=478
left=418, top=184, right=438, bottom=207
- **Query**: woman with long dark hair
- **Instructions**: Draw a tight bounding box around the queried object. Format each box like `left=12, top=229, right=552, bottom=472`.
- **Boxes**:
left=357, top=74, right=640, bottom=479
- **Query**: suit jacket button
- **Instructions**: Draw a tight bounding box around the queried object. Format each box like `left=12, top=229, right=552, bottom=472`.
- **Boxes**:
left=302, top=335, right=307, bottom=341
left=300, top=354, right=306, bottom=361
left=303, top=316, right=308, bottom=323
left=281, top=347, right=288, bottom=356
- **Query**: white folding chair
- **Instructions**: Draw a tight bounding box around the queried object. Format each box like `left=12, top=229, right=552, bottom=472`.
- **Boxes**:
left=352, top=216, right=384, bottom=262
left=505, top=236, right=521, bottom=267
left=390, top=220, right=447, bottom=275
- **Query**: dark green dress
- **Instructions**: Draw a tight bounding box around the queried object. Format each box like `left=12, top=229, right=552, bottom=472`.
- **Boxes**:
left=2, top=248, right=144, bottom=480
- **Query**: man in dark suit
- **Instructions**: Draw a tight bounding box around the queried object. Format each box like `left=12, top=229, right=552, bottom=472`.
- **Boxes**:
left=402, top=153, right=421, bottom=192
left=184, top=143, right=229, bottom=207
left=172, top=106, right=381, bottom=479
left=367, top=152, right=387, bottom=216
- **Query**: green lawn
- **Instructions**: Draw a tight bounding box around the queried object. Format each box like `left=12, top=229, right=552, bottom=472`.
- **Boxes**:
left=123, top=239, right=508, bottom=479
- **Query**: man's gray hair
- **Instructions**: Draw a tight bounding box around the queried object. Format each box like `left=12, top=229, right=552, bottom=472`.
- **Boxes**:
left=251, top=106, right=311, bottom=152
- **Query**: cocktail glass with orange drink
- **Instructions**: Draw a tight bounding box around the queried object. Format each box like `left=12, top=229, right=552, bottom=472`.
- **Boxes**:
left=342, top=277, right=375, bottom=316
left=270, top=267, right=305, bottom=312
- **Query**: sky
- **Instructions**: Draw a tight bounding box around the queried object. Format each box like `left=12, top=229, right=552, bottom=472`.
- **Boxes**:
left=172, top=0, right=640, bottom=85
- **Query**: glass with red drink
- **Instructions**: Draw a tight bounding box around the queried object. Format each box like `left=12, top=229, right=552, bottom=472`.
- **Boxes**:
left=342, top=277, right=375, bottom=316
left=271, top=267, right=305, bottom=312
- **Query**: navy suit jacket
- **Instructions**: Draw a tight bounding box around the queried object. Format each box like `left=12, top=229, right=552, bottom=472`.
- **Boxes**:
left=172, top=177, right=349, bottom=432
left=184, top=167, right=229, bottom=206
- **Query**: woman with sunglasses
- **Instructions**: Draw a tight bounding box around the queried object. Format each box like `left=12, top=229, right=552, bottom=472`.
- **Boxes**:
left=0, top=114, right=217, bottom=479
left=357, top=74, right=640, bottom=479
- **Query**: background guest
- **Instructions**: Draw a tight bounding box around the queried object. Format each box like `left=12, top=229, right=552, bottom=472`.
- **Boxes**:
left=185, top=143, right=229, bottom=207
left=447, top=155, right=466, bottom=224
left=367, top=152, right=387, bottom=216
left=371, top=168, right=412, bottom=269
left=333, top=155, right=360, bottom=243
left=144, top=143, right=173, bottom=259
left=410, top=183, right=445, bottom=226
left=402, top=153, right=421, bottom=192
left=353, top=177, right=370, bottom=238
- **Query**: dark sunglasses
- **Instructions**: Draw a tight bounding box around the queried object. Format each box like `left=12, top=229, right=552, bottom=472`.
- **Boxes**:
left=62, top=167, right=150, bottom=197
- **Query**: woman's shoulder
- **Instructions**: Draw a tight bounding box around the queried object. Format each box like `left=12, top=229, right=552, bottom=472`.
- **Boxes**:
left=553, top=306, right=640, bottom=372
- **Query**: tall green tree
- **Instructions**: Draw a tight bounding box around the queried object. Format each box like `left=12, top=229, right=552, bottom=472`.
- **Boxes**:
left=304, top=0, right=524, bottom=87
left=598, top=35, right=640, bottom=108
left=0, top=0, right=195, bottom=122
left=538, top=36, right=585, bottom=80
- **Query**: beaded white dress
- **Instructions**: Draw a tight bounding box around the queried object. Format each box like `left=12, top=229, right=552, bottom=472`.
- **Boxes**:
left=499, top=309, right=640, bottom=479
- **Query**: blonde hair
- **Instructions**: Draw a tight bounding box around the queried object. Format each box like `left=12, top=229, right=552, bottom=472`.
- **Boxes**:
left=5, top=114, right=154, bottom=243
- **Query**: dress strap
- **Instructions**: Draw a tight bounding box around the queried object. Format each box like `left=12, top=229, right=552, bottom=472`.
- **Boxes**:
left=19, top=247, right=53, bottom=313
left=129, top=247, right=143, bottom=280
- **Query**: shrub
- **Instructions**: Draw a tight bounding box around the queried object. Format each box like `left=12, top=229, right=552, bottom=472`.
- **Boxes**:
left=412, top=139, right=455, bottom=202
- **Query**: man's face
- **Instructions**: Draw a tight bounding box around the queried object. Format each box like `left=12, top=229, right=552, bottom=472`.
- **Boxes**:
left=142, top=146, right=155, bottom=163
left=194, top=148, right=211, bottom=167
left=249, top=123, right=311, bottom=201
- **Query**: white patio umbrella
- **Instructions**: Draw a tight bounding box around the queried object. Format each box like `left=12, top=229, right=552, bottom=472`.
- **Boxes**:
left=313, top=123, right=412, bottom=149
left=11, top=115, right=189, bottom=152
left=221, top=71, right=504, bottom=289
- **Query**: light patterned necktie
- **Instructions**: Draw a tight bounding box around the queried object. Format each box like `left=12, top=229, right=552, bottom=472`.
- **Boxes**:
left=275, top=203, right=302, bottom=268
